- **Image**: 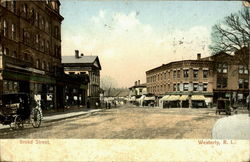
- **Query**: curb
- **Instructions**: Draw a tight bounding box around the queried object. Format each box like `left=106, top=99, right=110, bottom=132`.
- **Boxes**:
left=42, top=109, right=105, bottom=123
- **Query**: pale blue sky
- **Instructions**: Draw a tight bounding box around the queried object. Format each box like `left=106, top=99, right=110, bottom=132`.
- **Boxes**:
left=60, top=1, right=243, bottom=87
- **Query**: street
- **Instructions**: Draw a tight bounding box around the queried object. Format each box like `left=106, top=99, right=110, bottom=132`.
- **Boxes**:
left=0, top=104, right=222, bottom=139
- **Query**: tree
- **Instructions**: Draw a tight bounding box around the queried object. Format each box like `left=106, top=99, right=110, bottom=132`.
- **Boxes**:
left=209, top=7, right=250, bottom=55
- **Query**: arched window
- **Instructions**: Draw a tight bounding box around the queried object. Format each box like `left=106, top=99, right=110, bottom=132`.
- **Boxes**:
left=42, top=61, right=46, bottom=70
left=11, top=24, right=16, bottom=40
left=3, top=19, right=7, bottom=37
left=36, top=59, right=40, bottom=69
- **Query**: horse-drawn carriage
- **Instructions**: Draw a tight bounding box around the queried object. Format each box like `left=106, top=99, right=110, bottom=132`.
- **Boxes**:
left=216, top=98, right=238, bottom=115
left=0, top=93, right=42, bottom=129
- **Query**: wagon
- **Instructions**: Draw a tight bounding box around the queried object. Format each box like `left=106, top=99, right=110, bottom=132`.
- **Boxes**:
left=0, top=93, right=42, bottom=129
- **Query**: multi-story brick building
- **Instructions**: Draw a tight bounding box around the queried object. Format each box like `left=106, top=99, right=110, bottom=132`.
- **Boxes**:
left=62, top=50, right=102, bottom=108
left=146, top=49, right=249, bottom=108
left=0, top=0, right=64, bottom=111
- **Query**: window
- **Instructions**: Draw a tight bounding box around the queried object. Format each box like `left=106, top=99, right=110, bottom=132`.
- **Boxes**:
left=203, top=83, right=208, bottom=91
left=35, top=12, right=39, bottom=27
left=41, top=17, right=45, bottom=30
left=193, top=83, right=198, bottom=91
left=42, top=61, right=46, bottom=70
left=13, top=51, right=17, bottom=58
left=177, top=70, right=180, bottom=78
left=239, top=79, right=249, bottom=89
left=217, top=63, right=228, bottom=73
left=239, top=65, right=248, bottom=74
left=177, top=83, right=180, bottom=91
left=193, top=70, right=198, bottom=79
left=244, top=80, right=249, bottom=89
left=41, top=39, right=45, bottom=52
left=45, top=21, right=49, bottom=33
left=222, top=64, right=228, bottom=73
left=10, top=0, right=16, bottom=13
left=23, top=3, right=28, bottom=17
left=183, top=83, right=189, bottom=91
left=238, top=79, right=244, bottom=89
left=5, top=48, right=9, bottom=56
left=11, top=24, right=16, bottom=40
left=173, top=84, right=176, bottom=91
left=203, top=70, right=208, bottom=78
left=183, top=69, right=189, bottom=78
left=3, top=19, right=7, bottom=37
left=36, top=59, right=40, bottom=69
left=173, top=70, right=176, bottom=79
left=217, top=77, right=227, bottom=88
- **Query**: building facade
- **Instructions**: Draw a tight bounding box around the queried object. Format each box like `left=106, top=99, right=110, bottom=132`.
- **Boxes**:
left=62, top=50, right=102, bottom=108
left=146, top=50, right=249, bottom=107
left=129, top=80, right=147, bottom=101
left=0, top=0, right=64, bottom=111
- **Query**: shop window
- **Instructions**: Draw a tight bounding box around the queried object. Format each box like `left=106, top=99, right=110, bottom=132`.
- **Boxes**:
left=193, top=70, right=198, bottom=79
left=183, top=83, right=189, bottom=91
left=183, top=69, right=189, bottom=78
left=217, top=77, right=227, bottom=88
left=69, top=72, right=75, bottom=75
left=203, top=70, right=208, bottom=78
left=193, top=83, right=198, bottom=91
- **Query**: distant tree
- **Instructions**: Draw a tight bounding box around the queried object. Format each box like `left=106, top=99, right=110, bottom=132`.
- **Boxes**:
left=209, top=7, right=250, bottom=55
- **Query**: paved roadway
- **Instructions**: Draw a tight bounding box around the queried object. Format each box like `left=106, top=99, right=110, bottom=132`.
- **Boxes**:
left=0, top=104, right=222, bottom=139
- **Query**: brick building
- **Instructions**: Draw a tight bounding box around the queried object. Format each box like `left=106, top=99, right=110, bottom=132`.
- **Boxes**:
left=0, top=0, right=64, bottom=111
left=146, top=49, right=249, bottom=108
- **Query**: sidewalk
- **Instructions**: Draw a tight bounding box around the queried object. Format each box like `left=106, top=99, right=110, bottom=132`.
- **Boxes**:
left=212, top=114, right=250, bottom=139
left=0, top=108, right=104, bottom=130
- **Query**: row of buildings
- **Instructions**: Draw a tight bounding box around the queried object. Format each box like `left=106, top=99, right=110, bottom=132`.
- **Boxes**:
left=130, top=48, right=249, bottom=108
left=0, top=0, right=101, bottom=112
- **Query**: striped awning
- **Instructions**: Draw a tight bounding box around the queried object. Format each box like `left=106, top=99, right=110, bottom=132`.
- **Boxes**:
left=160, top=95, right=170, bottom=101
left=191, top=95, right=206, bottom=101
left=179, top=95, right=189, bottom=101
left=167, top=95, right=180, bottom=101
left=144, top=96, right=155, bottom=101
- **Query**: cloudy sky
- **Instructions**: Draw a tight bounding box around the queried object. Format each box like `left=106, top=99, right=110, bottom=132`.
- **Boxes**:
left=60, top=1, right=243, bottom=88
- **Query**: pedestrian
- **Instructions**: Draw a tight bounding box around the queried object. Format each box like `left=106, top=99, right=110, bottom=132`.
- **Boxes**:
left=87, top=99, right=90, bottom=108
left=108, top=102, right=111, bottom=109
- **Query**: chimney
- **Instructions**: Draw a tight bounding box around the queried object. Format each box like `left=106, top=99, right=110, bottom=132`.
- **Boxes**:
left=75, top=50, right=79, bottom=58
left=197, top=53, right=201, bottom=60
left=81, top=53, right=84, bottom=56
left=135, top=81, right=137, bottom=86
left=138, top=80, right=140, bottom=85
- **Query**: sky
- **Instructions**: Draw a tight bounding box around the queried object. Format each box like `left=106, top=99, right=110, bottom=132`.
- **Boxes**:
left=60, top=0, right=243, bottom=88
